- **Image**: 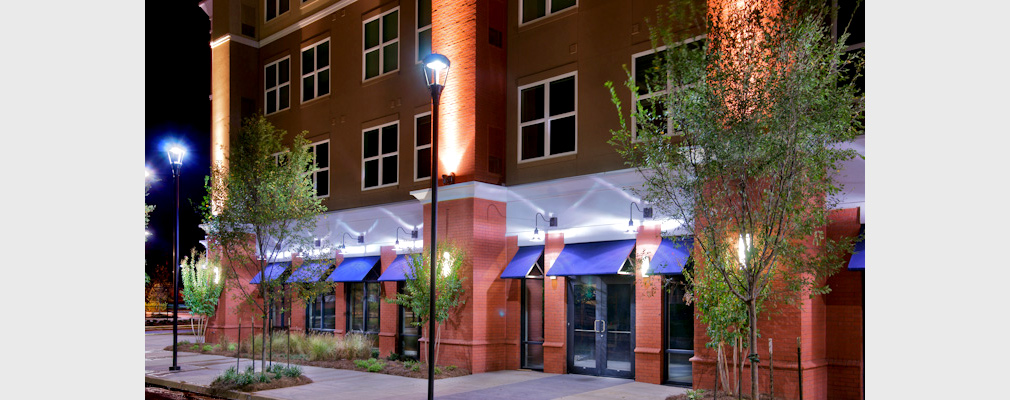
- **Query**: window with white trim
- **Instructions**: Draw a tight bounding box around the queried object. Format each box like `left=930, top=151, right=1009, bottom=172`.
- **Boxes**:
left=301, top=38, right=330, bottom=102
left=265, top=57, right=291, bottom=115
left=363, top=8, right=399, bottom=80
left=309, top=140, right=330, bottom=197
left=362, top=122, right=399, bottom=189
left=631, top=36, right=705, bottom=140
left=416, top=0, right=432, bottom=63
left=520, top=0, right=576, bottom=25
left=266, top=0, right=289, bottom=22
left=518, top=72, right=577, bottom=161
left=414, top=113, right=431, bottom=180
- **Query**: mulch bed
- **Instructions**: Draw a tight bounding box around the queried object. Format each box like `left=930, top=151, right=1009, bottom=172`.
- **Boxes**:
left=165, top=344, right=471, bottom=380
left=145, top=385, right=226, bottom=400
left=667, top=393, right=781, bottom=400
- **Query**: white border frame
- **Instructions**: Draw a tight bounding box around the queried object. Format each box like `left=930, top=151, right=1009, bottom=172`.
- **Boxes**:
left=310, top=139, right=331, bottom=198
left=415, top=0, right=432, bottom=64
left=629, top=34, right=706, bottom=141
left=265, top=0, right=290, bottom=23
left=264, top=55, right=292, bottom=115
left=361, top=120, right=400, bottom=191
left=362, top=7, right=401, bottom=82
left=414, top=112, right=432, bottom=182
left=518, top=0, right=578, bottom=27
left=517, top=71, right=578, bottom=164
left=301, top=37, right=331, bottom=103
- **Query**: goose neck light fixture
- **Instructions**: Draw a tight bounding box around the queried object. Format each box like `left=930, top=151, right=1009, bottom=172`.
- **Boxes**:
left=337, top=232, right=364, bottom=252
left=625, top=202, right=653, bottom=234
left=531, top=212, right=557, bottom=242
left=394, top=226, right=419, bottom=251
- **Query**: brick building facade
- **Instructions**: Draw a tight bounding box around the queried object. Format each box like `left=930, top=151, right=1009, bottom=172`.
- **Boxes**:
left=198, top=0, right=864, bottom=398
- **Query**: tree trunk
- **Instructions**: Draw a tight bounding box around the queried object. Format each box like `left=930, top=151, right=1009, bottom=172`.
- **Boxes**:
left=434, top=322, right=442, bottom=370
left=749, top=300, right=759, bottom=400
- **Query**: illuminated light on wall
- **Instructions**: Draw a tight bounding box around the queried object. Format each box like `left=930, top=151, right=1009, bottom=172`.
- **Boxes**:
left=441, top=251, right=453, bottom=277
left=641, top=256, right=651, bottom=278
left=737, top=233, right=751, bottom=268
left=432, top=0, right=478, bottom=182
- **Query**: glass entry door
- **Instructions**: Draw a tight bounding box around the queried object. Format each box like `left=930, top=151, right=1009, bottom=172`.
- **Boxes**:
left=568, top=275, right=635, bottom=378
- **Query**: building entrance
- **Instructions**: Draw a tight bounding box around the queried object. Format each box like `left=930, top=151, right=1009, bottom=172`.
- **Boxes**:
left=567, top=275, right=635, bottom=378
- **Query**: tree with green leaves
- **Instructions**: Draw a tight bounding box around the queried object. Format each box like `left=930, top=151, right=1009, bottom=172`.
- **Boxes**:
left=203, top=114, right=327, bottom=372
left=608, top=1, right=863, bottom=398
left=145, top=172, right=156, bottom=285
left=180, top=249, right=225, bottom=342
left=387, top=242, right=466, bottom=369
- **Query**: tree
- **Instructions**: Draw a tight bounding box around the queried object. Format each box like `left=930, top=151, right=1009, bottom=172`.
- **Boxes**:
left=180, top=249, right=225, bottom=342
left=387, top=242, right=466, bottom=369
left=203, top=114, right=327, bottom=372
left=607, top=0, right=863, bottom=398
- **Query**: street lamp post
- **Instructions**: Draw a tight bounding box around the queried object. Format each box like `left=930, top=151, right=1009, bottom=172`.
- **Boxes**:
left=167, top=145, right=186, bottom=371
left=422, top=53, right=450, bottom=400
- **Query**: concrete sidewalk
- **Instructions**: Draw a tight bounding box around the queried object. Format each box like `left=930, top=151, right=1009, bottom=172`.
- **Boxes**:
left=146, top=333, right=687, bottom=400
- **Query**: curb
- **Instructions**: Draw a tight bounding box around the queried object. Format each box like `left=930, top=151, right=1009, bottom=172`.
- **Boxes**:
left=145, top=376, right=285, bottom=400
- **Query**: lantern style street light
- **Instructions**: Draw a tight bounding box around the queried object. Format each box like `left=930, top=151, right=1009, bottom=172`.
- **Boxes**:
left=422, top=52, right=449, bottom=400
left=167, top=145, right=186, bottom=371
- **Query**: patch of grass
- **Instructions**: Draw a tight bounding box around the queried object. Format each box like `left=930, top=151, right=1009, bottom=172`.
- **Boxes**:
left=227, top=343, right=237, bottom=351
left=402, top=360, right=419, bottom=372
left=446, top=365, right=456, bottom=371
left=434, top=366, right=443, bottom=375
left=203, top=344, right=215, bottom=352
left=179, top=340, right=192, bottom=346
left=307, top=334, right=335, bottom=361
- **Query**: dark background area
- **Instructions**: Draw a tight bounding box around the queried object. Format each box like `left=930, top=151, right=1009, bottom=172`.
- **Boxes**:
left=146, top=1, right=212, bottom=289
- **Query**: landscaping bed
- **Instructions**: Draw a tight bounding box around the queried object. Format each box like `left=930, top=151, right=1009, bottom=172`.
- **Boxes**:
left=667, top=391, right=781, bottom=400
left=166, top=332, right=470, bottom=380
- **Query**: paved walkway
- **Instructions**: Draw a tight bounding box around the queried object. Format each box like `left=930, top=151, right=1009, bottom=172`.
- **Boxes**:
left=146, top=333, right=687, bottom=400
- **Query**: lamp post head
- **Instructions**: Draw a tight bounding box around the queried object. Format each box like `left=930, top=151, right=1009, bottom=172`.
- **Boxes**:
left=167, top=145, right=186, bottom=175
left=423, top=53, right=451, bottom=89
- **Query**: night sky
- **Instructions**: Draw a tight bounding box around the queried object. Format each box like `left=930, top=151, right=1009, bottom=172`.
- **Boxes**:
left=146, top=1, right=212, bottom=285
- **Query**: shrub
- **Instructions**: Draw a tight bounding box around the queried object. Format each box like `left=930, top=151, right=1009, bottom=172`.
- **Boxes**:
left=282, top=365, right=302, bottom=378
left=227, top=343, right=237, bottom=352
left=371, top=349, right=380, bottom=359
left=446, top=365, right=456, bottom=371
left=344, top=333, right=371, bottom=359
left=307, top=334, right=335, bottom=361
left=354, top=358, right=385, bottom=373
left=434, top=366, right=442, bottom=375
left=190, top=344, right=201, bottom=351
left=386, top=351, right=400, bottom=361
left=686, top=389, right=707, bottom=400
left=179, top=340, right=192, bottom=346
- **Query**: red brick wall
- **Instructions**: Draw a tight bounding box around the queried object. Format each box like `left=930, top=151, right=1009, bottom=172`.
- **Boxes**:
left=418, top=196, right=508, bottom=372
left=635, top=224, right=665, bottom=383
left=379, top=245, right=399, bottom=358
left=504, top=235, right=522, bottom=370
left=689, top=208, right=863, bottom=399
left=542, top=232, right=567, bottom=374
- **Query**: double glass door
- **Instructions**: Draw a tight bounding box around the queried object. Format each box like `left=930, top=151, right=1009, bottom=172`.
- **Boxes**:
left=568, top=275, right=634, bottom=378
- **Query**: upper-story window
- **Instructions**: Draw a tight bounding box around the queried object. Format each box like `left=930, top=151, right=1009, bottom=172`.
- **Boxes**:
left=308, top=140, right=330, bottom=198
left=301, top=38, right=331, bottom=102
left=414, top=113, right=431, bottom=180
left=631, top=36, right=705, bottom=140
left=518, top=72, right=577, bottom=162
left=364, top=8, right=400, bottom=80
left=520, top=0, right=576, bottom=25
left=362, top=121, right=399, bottom=189
left=416, top=0, right=432, bottom=63
left=266, top=0, right=289, bottom=22
left=265, top=57, right=291, bottom=115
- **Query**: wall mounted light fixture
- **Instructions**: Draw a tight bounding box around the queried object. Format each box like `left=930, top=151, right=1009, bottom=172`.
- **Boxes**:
left=395, top=226, right=419, bottom=251
left=625, top=202, right=654, bottom=234
left=442, top=172, right=455, bottom=185
left=337, top=232, right=364, bottom=252
left=531, top=212, right=557, bottom=242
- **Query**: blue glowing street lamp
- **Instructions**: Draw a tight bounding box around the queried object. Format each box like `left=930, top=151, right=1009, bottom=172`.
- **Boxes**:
left=167, top=145, right=186, bottom=371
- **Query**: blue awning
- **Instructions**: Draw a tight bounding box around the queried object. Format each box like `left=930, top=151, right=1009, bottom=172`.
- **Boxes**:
left=327, top=256, right=381, bottom=282
left=500, top=246, right=545, bottom=279
left=286, top=262, right=332, bottom=283
left=647, top=237, right=694, bottom=275
left=848, top=228, right=864, bottom=271
left=378, top=255, right=416, bottom=282
left=249, top=262, right=290, bottom=284
left=546, top=239, right=636, bottom=276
